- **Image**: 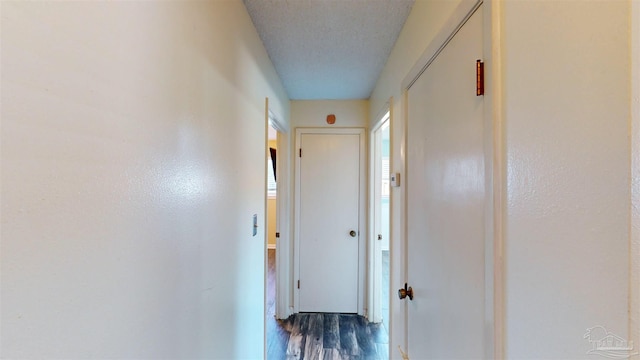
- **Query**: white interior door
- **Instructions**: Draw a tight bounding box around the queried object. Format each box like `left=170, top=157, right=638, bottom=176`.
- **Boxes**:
left=406, top=5, right=486, bottom=358
left=297, top=129, right=363, bottom=313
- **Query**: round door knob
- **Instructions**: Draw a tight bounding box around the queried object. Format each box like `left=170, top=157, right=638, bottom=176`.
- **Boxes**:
left=398, top=283, right=414, bottom=300
left=398, top=288, right=408, bottom=300
left=349, top=230, right=357, bottom=237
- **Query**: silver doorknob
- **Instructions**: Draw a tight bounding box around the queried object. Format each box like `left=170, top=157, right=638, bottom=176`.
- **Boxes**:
left=349, top=230, right=357, bottom=237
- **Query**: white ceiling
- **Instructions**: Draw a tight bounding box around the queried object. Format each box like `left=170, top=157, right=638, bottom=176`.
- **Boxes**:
left=243, top=0, right=414, bottom=100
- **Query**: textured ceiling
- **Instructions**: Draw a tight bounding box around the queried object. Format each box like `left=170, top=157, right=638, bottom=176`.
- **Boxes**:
left=243, top=0, right=414, bottom=100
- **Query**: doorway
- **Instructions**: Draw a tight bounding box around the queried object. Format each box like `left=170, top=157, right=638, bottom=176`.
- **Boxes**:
left=294, top=128, right=366, bottom=314
left=264, top=100, right=291, bottom=358
left=370, top=111, right=391, bottom=331
left=266, top=121, right=282, bottom=356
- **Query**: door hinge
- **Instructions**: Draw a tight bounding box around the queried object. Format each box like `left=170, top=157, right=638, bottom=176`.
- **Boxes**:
left=299, top=148, right=302, bottom=157
left=476, top=59, right=484, bottom=96
left=275, top=232, right=280, bottom=238
left=297, top=280, right=300, bottom=289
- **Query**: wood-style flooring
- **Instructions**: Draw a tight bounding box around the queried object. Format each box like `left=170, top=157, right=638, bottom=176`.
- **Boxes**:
left=267, top=250, right=389, bottom=360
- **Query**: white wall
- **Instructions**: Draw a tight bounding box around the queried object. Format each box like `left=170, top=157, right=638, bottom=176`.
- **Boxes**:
left=369, top=0, right=461, bottom=120
left=370, top=0, right=635, bottom=358
left=0, top=1, right=289, bottom=358
left=503, top=1, right=630, bottom=357
left=292, top=100, right=369, bottom=128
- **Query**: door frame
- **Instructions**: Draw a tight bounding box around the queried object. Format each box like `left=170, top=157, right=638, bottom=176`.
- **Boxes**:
left=368, top=109, right=391, bottom=324
left=293, top=127, right=367, bottom=315
left=263, top=98, right=292, bottom=324
left=631, top=0, right=639, bottom=352
left=399, top=0, right=504, bottom=358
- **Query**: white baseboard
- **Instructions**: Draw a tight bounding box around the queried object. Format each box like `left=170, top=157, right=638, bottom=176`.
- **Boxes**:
left=267, top=243, right=276, bottom=250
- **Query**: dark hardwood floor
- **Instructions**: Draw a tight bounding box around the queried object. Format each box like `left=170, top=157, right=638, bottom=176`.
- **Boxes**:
left=267, top=250, right=389, bottom=360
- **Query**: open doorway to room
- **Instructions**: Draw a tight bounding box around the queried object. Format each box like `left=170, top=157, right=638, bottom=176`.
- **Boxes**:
left=370, top=111, right=390, bottom=333
left=266, top=122, right=278, bottom=256
left=266, top=118, right=287, bottom=358
left=266, top=121, right=278, bottom=293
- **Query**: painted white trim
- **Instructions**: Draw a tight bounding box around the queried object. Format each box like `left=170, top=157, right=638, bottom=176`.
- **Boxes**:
left=400, top=88, right=409, bottom=357
left=368, top=109, right=391, bottom=324
left=294, top=127, right=367, bottom=315
left=267, top=244, right=276, bottom=250
left=630, top=1, right=639, bottom=358
left=370, top=108, right=391, bottom=318
left=263, top=98, right=293, bottom=321
left=275, top=120, right=292, bottom=320
left=486, top=1, right=504, bottom=358
left=263, top=98, right=270, bottom=360
left=368, top=127, right=377, bottom=322
left=386, top=96, right=402, bottom=360
left=372, top=101, right=391, bottom=132
left=400, top=1, right=502, bottom=358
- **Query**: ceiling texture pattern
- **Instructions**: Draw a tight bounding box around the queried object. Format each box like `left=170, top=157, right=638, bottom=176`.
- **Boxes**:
left=243, top=0, right=415, bottom=100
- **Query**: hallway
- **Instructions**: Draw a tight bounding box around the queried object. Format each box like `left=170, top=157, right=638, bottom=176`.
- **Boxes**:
left=267, top=250, right=389, bottom=359
left=2, top=1, right=637, bottom=358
